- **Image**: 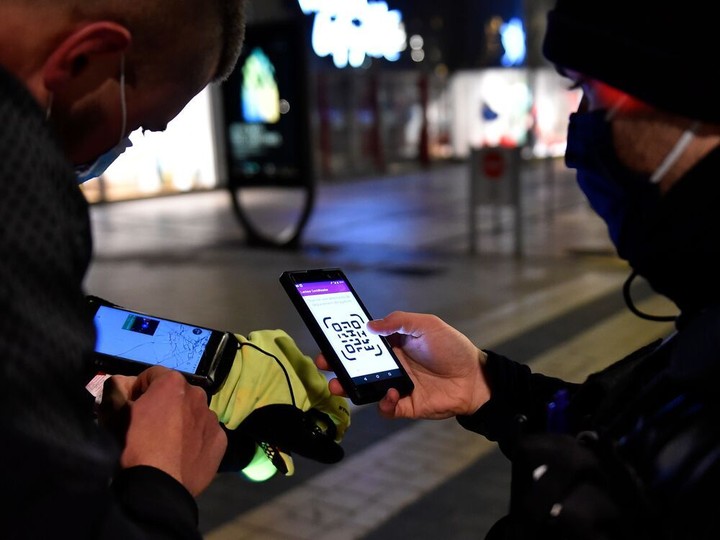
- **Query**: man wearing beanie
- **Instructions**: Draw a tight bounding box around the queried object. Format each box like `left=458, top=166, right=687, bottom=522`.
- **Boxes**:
left=315, top=1, right=720, bottom=538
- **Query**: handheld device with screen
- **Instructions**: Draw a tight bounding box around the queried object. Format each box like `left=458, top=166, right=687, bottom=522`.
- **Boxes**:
left=279, top=268, right=414, bottom=405
left=86, top=296, right=236, bottom=394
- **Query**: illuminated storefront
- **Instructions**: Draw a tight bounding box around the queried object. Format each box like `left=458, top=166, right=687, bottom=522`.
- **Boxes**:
left=83, top=0, right=574, bottom=202
left=450, top=67, right=580, bottom=159
left=80, top=87, right=218, bottom=203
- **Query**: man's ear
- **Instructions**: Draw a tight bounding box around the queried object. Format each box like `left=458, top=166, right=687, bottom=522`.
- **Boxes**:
left=43, top=21, right=131, bottom=91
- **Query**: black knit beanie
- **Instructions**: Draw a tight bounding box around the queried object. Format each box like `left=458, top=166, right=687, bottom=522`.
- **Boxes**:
left=542, top=1, right=716, bottom=123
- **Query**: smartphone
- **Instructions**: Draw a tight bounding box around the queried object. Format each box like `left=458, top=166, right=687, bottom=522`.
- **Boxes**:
left=279, top=268, right=414, bottom=405
left=86, top=296, right=236, bottom=394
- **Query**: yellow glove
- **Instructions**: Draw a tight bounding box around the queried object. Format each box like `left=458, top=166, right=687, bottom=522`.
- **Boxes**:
left=211, top=329, right=351, bottom=481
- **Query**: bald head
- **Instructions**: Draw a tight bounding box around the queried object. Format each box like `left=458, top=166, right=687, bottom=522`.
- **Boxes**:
left=74, top=0, right=246, bottom=83
left=0, top=0, right=246, bottom=165
left=2, top=0, right=246, bottom=85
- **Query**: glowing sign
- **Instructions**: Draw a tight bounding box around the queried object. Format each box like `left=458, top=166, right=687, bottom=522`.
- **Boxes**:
left=241, top=47, right=281, bottom=123
left=298, top=0, right=406, bottom=68
left=500, top=17, right=526, bottom=67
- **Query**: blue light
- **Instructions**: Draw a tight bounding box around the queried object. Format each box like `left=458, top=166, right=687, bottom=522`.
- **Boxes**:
left=500, top=17, right=526, bottom=67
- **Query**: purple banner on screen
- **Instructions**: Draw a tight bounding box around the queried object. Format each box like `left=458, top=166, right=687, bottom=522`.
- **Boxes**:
left=296, top=280, right=350, bottom=296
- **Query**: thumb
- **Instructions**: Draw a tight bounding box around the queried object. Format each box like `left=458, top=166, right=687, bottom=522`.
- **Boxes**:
left=132, top=365, right=177, bottom=398
left=367, top=311, right=420, bottom=337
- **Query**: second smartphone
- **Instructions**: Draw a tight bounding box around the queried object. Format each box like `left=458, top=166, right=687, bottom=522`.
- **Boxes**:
left=87, top=296, right=236, bottom=394
left=279, top=268, right=414, bottom=405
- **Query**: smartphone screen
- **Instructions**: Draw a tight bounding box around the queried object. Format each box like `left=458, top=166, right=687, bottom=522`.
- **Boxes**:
left=87, top=298, right=235, bottom=393
left=280, top=269, right=414, bottom=404
left=93, top=304, right=215, bottom=373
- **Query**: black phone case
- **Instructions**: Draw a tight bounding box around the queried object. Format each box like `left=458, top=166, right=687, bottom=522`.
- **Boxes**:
left=279, top=269, right=414, bottom=405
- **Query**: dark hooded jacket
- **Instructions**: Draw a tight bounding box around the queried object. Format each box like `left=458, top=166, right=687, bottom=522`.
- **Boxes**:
left=459, top=147, right=720, bottom=539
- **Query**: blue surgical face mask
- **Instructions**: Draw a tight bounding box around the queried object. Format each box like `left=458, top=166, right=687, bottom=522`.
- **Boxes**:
left=564, top=109, right=656, bottom=250
left=74, top=136, right=132, bottom=184
left=74, top=54, right=132, bottom=184
left=564, top=108, right=698, bottom=259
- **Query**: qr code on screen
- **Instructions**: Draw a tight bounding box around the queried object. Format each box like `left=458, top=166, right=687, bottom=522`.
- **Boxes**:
left=322, top=313, right=382, bottom=361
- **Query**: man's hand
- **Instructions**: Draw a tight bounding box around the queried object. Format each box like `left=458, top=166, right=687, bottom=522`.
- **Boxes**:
left=316, top=311, right=491, bottom=420
left=100, top=366, right=227, bottom=496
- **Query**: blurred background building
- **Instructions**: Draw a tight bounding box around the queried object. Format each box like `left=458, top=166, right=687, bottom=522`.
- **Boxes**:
left=81, top=0, right=579, bottom=204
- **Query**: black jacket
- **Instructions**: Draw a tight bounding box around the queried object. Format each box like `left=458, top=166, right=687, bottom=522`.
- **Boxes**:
left=458, top=148, right=720, bottom=539
left=0, top=66, right=202, bottom=538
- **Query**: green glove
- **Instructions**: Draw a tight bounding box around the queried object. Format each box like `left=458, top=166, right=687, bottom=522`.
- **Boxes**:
left=211, top=329, right=351, bottom=481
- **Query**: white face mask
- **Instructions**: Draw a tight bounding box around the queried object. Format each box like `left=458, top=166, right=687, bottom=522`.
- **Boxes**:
left=74, top=54, right=132, bottom=184
left=649, top=120, right=701, bottom=184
